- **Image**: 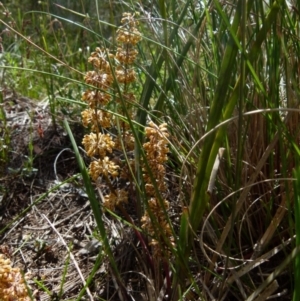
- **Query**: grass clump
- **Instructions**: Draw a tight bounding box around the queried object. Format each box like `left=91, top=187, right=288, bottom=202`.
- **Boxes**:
left=77, top=12, right=179, bottom=299
left=2, top=1, right=300, bottom=300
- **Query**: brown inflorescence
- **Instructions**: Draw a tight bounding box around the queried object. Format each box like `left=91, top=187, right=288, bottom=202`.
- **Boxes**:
left=115, top=12, right=141, bottom=87
left=143, top=122, right=169, bottom=196
left=116, top=12, right=141, bottom=47
left=103, top=189, right=129, bottom=211
left=81, top=12, right=142, bottom=210
left=82, top=133, right=115, bottom=158
left=81, top=108, right=111, bottom=130
left=141, top=121, right=174, bottom=258
left=89, top=157, right=119, bottom=181
left=81, top=90, right=111, bottom=109
left=0, top=254, right=32, bottom=301
left=113, top=12, right=142, bottom=155
left=81, top=11, right=173, bottom=260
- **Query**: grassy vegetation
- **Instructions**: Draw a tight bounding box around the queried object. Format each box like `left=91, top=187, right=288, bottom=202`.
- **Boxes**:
left=1, top=0, right=300, bottom=300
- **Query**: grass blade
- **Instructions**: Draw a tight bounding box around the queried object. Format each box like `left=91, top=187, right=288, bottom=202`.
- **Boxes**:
left=293, top=168, right=300, bottom=301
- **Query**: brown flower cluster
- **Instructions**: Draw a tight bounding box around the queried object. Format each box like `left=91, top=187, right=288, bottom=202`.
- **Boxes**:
left=116, top=12, right=141, bottom=65
left=143, top=122, right=169, bottom=196
left=82, top=48, right=114, bottom=109
left=81, top=13, right=141, bottom=210
left=0, top=254, right=31, bottom=301
left=141, top=121, right=174, bottom=258
left=103, top=189, right=129, bottom=211
left=114, top=12, right=142, bottom=151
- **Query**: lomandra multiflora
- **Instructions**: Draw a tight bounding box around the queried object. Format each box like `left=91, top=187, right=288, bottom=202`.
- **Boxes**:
left=81, top=12, right=142, bottom=210
left=141, top=122, right=174, bottom=258
left=0, top=254, right=31, bottom=301
left=81, top=13, right=173, bottom=259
